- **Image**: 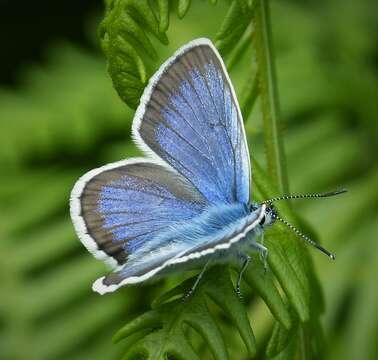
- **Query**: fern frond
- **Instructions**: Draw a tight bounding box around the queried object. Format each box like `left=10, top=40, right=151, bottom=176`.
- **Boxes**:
left=114, top=267, right=255, bottom=359
left=215, top=0, right=255, bottom=57
left=99, top=0, right=255, bottom=108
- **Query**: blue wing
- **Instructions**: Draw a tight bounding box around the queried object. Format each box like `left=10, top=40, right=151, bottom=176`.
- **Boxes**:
left=70, top=159, right=207, bottom=269
left=95, top=203, right=265, bottom=294
left=133, top=39, right=251, bottom=205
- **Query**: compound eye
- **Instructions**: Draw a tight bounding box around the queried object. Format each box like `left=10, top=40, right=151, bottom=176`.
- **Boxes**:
left=266, top=206, right=275, bottom=215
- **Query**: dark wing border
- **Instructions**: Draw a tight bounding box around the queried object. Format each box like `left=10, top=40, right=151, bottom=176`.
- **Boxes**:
left=70, top=158, right=151, bottom=270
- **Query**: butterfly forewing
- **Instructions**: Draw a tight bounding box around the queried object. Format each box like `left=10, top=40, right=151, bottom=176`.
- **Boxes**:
left=134, top=39, right=251, bottom=205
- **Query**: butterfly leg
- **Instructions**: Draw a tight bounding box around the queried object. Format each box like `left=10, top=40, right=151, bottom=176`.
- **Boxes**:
left=236, top=255, right=251, bottom=300
left=256, top=240, right=269, bottom=273
left=182, top=260, right=211, bottom=302
left=251, top=230, right=268, bottom=273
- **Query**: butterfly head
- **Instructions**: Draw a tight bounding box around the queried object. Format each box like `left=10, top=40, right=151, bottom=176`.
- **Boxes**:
left=260, top=204, right=277, bottom=227
left=247, top=202, right=276, bottom=227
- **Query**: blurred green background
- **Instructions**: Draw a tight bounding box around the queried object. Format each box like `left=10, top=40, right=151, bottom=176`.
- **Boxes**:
left=0, top=0, right=377, bottom=359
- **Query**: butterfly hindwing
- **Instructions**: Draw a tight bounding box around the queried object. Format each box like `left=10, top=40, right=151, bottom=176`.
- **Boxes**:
left=70, top=159, right=207, bottom=270
left=93, top=203, right=265, bottom=294
left=133, top=38, right=251, bottom=205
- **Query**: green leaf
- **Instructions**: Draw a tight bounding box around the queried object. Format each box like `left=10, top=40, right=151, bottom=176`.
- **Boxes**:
left=177, top=0, right=192, bottom=19
left=157, top=0, right=169, bottom=33
left=114, top=267, right=256, bottom=359
left=242, top=254, right=292, bottom=330
left=266, top=314, right=298, bottom=358
left=270, top=330, right=298, bottom=360
left=99, top=0, right=223, bottom=109
left=215, top=0, right=255, bottom=56
left=251, top=157, right=315, bottom=322
left=240, top=71, right=259, bottom=121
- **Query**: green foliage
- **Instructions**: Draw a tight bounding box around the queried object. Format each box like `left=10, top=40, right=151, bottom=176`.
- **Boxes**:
left=252, top=0, right=288, bottom=192
left=98, top=0, right=256, bottom=108
left=0, top=45, right=136, bottom=360
left=0, top=44, right=132, bottom=170
left=114, top=268, right=255, bottom=360
left=0, top=0, right=377, bottom=359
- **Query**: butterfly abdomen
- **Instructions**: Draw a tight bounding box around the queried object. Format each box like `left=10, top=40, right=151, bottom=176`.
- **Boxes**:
left=135, top=203, right=264, bottom=262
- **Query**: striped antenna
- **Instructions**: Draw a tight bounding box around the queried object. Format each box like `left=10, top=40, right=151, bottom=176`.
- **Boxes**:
left=263, top=189, right=347, bottom=204
left=273, top=214, right=336, bottom=260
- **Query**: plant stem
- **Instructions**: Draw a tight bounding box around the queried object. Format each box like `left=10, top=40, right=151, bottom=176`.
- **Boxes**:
left=253, top=0, right=289, bottom=194
left=299, top=326, right=311, bottom=360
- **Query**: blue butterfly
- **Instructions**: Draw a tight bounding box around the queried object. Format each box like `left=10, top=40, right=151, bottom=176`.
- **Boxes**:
left=70, top=38, right=345, bottom=295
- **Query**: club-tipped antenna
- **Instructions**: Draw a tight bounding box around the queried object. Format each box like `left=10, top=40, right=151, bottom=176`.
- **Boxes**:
left=273, top=214, right=336, bottom=260
left=263, top=189, right=347, bottom=204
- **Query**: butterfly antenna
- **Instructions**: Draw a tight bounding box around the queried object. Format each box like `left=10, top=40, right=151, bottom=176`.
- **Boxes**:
left=263, top=188, right=347, bottom=204
left=272, top=213, right=336, bottom=260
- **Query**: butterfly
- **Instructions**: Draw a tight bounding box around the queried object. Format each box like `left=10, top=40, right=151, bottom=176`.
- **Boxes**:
left=70, top=38, right=344, bottom=295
